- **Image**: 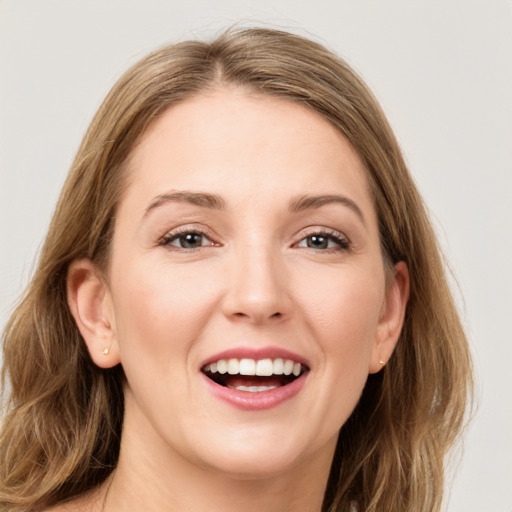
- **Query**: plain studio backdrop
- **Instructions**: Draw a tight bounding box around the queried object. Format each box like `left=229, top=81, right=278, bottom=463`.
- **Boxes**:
left=0, top=1, right=510, bottom=510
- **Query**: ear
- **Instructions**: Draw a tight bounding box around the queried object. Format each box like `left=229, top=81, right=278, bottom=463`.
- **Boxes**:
left=369, top=261, right=410, bottom=374
left=67, top=258, right=120, bottom=369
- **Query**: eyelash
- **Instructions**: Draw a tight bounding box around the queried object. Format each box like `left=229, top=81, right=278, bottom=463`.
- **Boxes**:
left=159, top=226, right=218, bottom=250
left=159, top=227, right=350, bottom=252
left=295, top=229, right=350, bottom=252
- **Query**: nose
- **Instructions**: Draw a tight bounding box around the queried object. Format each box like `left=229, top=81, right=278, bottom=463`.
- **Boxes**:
left=221, top=244, right=292, bottom=325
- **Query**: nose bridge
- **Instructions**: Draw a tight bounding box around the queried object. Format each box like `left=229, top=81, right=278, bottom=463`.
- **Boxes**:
left=223, top=235, right=290, bottom=323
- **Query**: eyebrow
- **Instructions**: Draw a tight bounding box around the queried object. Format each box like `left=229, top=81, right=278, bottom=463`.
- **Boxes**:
left=144, top=191, right=227, bottom=216
left=144, top=190, right=365, bottom=225
left=288, top=194, right=366, bottom=225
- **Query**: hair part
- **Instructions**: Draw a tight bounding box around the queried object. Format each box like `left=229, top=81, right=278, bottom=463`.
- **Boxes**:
left=1, top=27, right=472, bottom=512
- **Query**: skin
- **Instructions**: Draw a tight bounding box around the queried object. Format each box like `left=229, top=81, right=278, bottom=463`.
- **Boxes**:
left=66, top=87, right=409, bottom=512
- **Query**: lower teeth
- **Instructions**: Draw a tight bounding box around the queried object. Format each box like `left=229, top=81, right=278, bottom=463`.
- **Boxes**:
left=227, top=385, right=279, bottom=392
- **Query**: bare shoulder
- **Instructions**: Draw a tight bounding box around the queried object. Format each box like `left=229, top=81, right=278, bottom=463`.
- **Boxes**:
left=44, top=492, right=103, bottom=512
left=44, top=504, right=75, bottom=512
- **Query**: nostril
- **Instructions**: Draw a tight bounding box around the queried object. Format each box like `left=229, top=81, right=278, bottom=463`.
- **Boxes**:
left=227, top=308, right=286, bottom=323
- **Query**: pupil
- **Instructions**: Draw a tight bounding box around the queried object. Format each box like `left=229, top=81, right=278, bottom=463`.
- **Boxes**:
left=308, top=235, right=328, bottom=249
left=182, top=233, right=202, bottom=248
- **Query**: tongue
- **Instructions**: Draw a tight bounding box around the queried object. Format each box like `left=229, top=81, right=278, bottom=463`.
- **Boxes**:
left=224, top=376, right=284, bottom=388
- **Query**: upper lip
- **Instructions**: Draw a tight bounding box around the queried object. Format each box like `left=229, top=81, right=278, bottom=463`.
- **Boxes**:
left=200, top=346, right=309, bottom=369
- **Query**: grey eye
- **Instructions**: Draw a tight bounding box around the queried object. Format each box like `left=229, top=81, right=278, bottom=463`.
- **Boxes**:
left=298, top=233, right=347, bottom=250
left=168, top=232, right=211, bottom=249
left=306, top=235, right=329, bottom=249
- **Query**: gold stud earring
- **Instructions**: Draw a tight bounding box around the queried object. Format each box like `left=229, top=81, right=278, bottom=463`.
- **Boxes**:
left=379, top=359, right=385, bottom=365
left=103, top=347, right=110, bottom=356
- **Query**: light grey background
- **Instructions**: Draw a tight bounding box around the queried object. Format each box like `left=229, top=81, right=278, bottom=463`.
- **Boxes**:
left=1, top=1, right=511, bottom=510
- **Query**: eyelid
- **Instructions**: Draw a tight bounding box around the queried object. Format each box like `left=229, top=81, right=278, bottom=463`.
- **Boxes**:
left=293, top=227, right=351, bottom=250
left=158, top=224, right=220, bottom=248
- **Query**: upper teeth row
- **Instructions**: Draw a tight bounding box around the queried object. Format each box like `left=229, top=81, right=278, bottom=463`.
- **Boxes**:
left=204, top=358, right=302, bottom=377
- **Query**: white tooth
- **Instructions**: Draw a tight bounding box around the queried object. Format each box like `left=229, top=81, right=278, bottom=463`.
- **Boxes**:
left=283, top=359, right=294, bottom=375
left=292, top=362, right=301, bottom=376
left=257, top=385, right=278, bottom=392
left=229, top=385, right=279, bottom=392
left=256, top=358, right=274, bottom=376
left=239, top=358, right=256, bottom=375
left=217, top=359, right=228, bottom=374
left=273, top=358, right=284, bottom=375
left=227, top=359, right=239, bottom=375
left=209, top=362, right=217, bottom=373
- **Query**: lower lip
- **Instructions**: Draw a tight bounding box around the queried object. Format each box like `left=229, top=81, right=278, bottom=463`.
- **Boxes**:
left=202, top=372, right=308, bottom=411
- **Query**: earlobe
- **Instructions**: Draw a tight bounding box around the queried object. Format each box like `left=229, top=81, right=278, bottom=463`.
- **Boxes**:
left=67, top=259, right=121, bottom=369
left=369, top=261, right=410, bottom=374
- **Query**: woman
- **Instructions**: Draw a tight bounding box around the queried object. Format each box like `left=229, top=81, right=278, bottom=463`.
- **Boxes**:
left=0, top=28, right=472, bottom=512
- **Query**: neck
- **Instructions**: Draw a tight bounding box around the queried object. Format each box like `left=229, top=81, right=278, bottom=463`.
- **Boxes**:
left=106, top=461, right=328, bottom=512
left=102, top=400, right=335, bottom=512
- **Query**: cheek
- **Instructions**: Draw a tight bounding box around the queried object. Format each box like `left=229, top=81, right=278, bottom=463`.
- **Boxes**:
left=108, top=258, right=222, bottom=370
left=295, top=263, right=384, bottom=415
left=299, top=263, right=384, bottom=350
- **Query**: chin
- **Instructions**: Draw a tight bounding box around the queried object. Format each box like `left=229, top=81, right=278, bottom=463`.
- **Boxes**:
left=201, top=450, right=305, bottom=481
left=185, top=425, right=329, bottom=482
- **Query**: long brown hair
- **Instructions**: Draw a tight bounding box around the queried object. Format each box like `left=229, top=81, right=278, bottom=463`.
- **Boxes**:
left=1, top=27, right=472, bottom=512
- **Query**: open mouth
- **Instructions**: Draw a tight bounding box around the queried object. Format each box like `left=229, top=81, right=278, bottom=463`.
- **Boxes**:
left=202, top=358, right=309, bottom=392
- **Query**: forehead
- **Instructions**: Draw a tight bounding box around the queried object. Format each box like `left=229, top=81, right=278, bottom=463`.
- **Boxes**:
left=121, top=87, right=375, bottom=218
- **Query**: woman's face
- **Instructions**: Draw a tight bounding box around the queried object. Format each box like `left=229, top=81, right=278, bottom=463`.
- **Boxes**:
left=100, top=87, right=405, bottom=479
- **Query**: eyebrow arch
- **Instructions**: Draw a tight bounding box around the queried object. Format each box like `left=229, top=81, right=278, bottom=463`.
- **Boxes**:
left=144, top=191, right=227, bottom=216
left=289, top=194, right=366, bottom=225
